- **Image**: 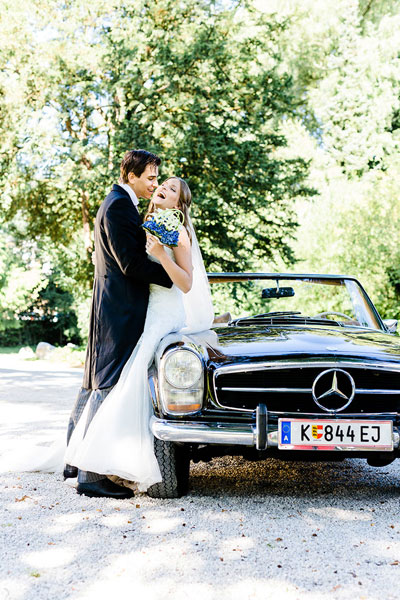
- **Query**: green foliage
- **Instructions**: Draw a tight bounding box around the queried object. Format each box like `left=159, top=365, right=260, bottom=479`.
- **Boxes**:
left=20, top=279, right=81, bottom=346
left=3, top=0, right=400, bottom=339
left=101, top=1, right=315, bottom=270
left=0, top=0, right=313, bottom=280
left=0, top=228, right=47, bottom=332
left=295, top=155, right=400, bottom=319
left=0, top=228, right=81, bottom=344
left=258, top=0, right=400, bottom=321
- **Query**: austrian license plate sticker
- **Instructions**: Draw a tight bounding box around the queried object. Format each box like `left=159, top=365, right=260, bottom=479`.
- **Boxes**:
left=278, top=419, right=393, bottom=451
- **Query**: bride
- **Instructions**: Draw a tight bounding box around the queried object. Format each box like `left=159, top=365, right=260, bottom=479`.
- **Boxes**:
left=65, top=176, right=213, bottom=492
left=0, top=177, right=213, bottom=495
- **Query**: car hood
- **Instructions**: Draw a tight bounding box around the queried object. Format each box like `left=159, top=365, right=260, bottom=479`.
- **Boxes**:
left=193, top=324, right=400, bottom=366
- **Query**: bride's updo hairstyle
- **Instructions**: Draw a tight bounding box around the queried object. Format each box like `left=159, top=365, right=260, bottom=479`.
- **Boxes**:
left=146, top=177, right=192, bottom=242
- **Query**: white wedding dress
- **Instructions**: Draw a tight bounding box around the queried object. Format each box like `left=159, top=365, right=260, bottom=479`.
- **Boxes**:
left=66, top=249, right=186, bottom=490
left=0, top=227, right=214, bottom=492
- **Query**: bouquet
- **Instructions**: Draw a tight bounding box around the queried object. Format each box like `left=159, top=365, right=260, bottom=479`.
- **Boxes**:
left=142, top=208, right=184, bottom=247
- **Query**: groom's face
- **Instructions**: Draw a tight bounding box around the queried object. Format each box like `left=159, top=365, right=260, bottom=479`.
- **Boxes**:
left=128, top=164, right=159, bottom=200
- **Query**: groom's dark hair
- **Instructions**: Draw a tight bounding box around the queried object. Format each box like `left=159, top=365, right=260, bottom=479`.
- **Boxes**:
left=120, top=149, right=161, bottom=182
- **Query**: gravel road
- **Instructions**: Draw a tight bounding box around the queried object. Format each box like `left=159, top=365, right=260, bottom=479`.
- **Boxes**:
left=1, top=354, right=400, bottom=600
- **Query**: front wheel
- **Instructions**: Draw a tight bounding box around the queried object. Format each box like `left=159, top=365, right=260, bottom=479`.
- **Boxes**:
left=147, top=438, right=190, bottom=498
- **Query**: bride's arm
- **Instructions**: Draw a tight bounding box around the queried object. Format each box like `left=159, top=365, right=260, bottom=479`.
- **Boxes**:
left=146, top=229, right=193, bottom=293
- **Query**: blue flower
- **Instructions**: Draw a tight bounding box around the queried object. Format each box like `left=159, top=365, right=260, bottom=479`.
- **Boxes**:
left=142, top=213, right=180, bottom=247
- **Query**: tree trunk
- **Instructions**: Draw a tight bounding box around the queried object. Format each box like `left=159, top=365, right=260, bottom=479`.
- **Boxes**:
left=81, top=190, right=93, bottom=253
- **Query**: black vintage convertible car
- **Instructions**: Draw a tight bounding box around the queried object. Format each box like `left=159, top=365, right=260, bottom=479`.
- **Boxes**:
left=147, top=273, right=400, bottom=498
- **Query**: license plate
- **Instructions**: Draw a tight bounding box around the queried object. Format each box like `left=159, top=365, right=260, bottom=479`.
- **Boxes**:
left=278, top=419, right=393, bottom=451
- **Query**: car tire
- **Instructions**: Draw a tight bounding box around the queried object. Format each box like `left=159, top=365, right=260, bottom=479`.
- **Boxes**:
left=147, top=438, right=190, bottom=499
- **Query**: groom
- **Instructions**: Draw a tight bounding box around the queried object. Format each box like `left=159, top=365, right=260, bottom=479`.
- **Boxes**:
left=66, top=149, right=172, bottom=498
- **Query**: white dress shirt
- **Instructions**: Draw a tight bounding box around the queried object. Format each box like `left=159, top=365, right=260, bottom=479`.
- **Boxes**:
left=118, top=182, right=139, bottom=208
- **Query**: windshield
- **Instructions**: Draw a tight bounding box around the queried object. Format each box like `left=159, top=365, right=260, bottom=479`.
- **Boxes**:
left=209, top=276, right=383, bottom=330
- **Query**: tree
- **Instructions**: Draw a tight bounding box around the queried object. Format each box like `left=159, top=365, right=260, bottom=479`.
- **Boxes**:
left=0, top=227, right=47, bottom=339
left=0, top=0, right=314, bottom=287
left=0, top=226, right=81, bottom=345
left=277, top=0, right=400, bottom=319
left=101, top=1, right=315, bottom=270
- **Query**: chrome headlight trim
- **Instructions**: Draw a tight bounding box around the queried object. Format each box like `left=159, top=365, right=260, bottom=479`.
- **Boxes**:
left=158, top=345, right=205, bottom=416
left=163, top=348, right=203, bottom=389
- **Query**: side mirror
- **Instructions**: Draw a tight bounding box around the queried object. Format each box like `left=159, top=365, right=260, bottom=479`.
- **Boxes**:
left=383, top=319, right=398, bottom=333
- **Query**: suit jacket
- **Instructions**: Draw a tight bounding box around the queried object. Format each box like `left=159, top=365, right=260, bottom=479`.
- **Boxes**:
left=83, top=184, right=172, bottom=389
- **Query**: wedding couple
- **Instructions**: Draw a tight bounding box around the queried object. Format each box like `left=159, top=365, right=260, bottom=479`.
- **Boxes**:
left=63, top=149, right=214, bottom=499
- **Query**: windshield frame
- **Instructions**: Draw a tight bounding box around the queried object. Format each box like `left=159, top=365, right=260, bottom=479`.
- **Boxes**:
left=207, top=273, right=385, bottom=332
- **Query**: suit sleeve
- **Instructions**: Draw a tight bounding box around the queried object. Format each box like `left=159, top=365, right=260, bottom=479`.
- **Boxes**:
left=104, top=197, right=172, bottom=288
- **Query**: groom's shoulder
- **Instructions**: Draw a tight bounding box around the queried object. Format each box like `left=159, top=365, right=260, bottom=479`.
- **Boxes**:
left=105, top=184, right=131, bottom=205
left=97, top=184, right=141, bottom=228
left=98, top=184, right=133, bottom=215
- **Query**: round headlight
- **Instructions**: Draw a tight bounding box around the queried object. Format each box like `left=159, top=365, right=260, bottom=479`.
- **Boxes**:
left=164, top=350, right=203, bottom=389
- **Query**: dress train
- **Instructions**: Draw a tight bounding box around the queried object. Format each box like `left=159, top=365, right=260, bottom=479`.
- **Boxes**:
left=0, top=436, right=65, bottom=474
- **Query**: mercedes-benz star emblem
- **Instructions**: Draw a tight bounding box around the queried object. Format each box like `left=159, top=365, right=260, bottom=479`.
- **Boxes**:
left=312, top=368, right=355, bottom=413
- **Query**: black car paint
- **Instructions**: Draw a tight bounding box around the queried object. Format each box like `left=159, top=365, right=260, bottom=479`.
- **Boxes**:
left=204, top=324, right=400, bottom=364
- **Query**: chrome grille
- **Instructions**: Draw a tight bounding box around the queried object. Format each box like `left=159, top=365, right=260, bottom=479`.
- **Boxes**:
left=213, top=362, right=400, bottom=414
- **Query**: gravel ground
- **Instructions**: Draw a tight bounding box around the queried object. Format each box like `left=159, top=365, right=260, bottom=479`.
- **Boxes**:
left=1, top=354, right=400, bottom=600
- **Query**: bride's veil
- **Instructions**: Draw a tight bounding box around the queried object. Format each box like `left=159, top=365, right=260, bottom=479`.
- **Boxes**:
left=181, top=217, right=214, bottom=333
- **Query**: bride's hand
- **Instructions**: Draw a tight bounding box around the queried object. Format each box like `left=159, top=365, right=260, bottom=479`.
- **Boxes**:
left=146, top=233, right=165, bottom=258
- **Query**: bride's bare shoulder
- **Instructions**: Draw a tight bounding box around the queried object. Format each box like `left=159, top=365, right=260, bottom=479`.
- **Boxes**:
left=173, top=227, right=192, bottom=271
left=177, top=226, right=191, bottom=249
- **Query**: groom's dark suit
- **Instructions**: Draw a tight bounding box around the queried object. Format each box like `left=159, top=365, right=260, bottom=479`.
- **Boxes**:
left=83, top=184, right=172, bottom=390
left=68, top=183, right=172, bottom=485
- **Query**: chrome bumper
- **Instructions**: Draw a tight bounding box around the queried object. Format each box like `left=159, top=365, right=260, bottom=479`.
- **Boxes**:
left=150, top=415, right=269, bottom=446
left=150, top=416, right=400, bottom=450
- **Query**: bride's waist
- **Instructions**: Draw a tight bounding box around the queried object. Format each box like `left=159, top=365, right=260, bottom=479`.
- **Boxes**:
left=150, top=283, right=182, bottom=297
left=148, top=284, right=184, bottom=316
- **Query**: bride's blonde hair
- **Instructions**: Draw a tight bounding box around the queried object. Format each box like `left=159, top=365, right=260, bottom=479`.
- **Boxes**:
left=145, top=177, right=192, bottom=242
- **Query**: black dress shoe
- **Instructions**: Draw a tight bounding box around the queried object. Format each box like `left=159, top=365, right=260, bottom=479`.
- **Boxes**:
left=63, top=464, right=78, bottom=479
left=77, top=479, right=133, bottom=499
